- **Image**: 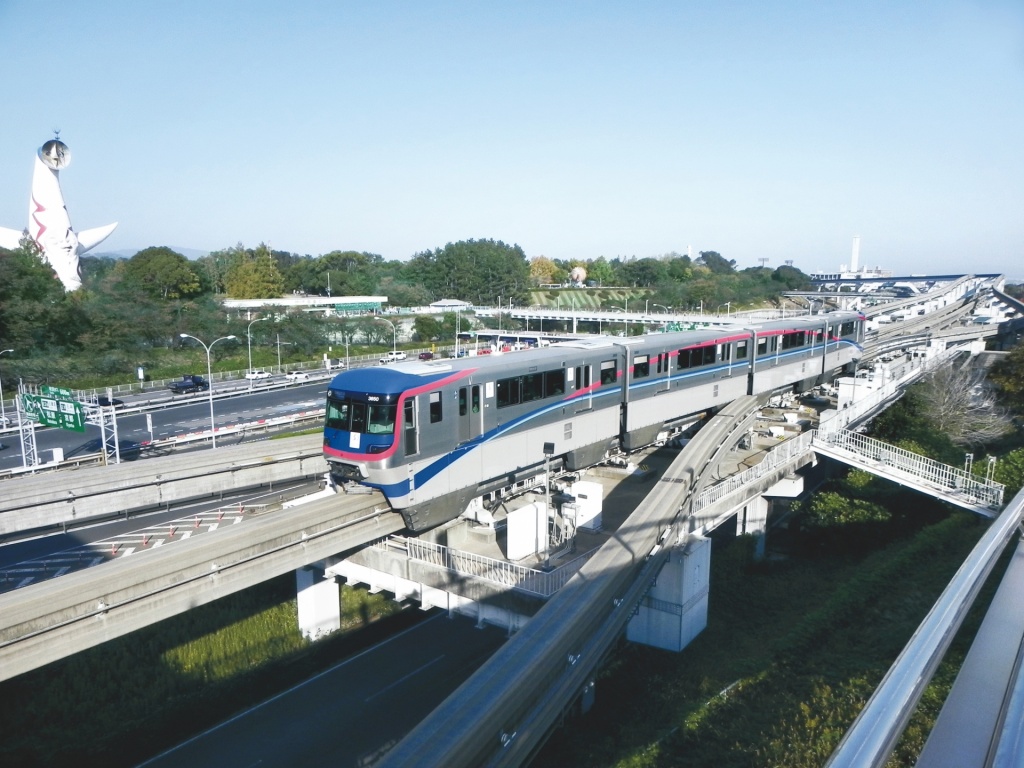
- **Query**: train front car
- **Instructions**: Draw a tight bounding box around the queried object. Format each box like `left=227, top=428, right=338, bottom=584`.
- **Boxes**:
left=323, top=365, right=466, bottom=523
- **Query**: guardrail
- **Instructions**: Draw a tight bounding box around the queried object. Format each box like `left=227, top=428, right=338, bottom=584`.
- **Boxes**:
left=381, top=536, right=595, bottom=598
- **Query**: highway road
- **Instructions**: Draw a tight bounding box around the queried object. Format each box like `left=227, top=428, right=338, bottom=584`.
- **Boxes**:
left=0, top=478, right=319, bottom=590
left=0, top=376, right=329, bottom=472
left=139, top=612, right=508, bottom=768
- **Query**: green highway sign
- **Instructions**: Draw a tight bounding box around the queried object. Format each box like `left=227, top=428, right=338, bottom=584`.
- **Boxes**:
left=21, top=386, right=86, bottom=432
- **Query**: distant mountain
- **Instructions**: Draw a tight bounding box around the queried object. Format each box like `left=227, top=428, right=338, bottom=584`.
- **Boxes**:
left=94, top=247, right=210, bottom=260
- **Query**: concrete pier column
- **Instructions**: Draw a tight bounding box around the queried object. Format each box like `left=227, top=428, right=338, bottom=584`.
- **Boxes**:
left=296, top=565, right=341, bottom=640
left=740, top=496, right=769, bottom=560
left=627, top=535, right=711, bottom=652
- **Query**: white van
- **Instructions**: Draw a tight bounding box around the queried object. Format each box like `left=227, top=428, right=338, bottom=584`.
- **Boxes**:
left=379, top=350, right=408, bottom=364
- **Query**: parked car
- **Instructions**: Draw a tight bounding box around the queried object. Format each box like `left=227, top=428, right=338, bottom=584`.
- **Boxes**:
left=379, top=351, right=408, bottom=364
left=168, top=374, right=209, bottom=394
left=245, top=369, right=272, bottom=380
left=418, top=351, right=434, bottom=360
left=285, top=370, right=310, bottom=382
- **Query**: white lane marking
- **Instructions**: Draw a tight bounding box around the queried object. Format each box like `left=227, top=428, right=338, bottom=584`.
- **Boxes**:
left=364, top=654, right=446, bottom=703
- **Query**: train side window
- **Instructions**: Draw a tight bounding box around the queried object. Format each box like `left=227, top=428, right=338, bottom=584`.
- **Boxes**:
left=757, top=337, right=768, bottom=356
left=544, top=369, right=565, bottom=396
left=678, top=349, right=691, bottom=370
left=736, top=341, right=748, bottom=359
left=782, top=331, right=806, bottom=350
left=721, top=344, right=731, bottom=362
left=429, top=391, right=442, bottom=423
left=600, top=360, right=616, bottom=385
left=496, top=377, right=522, bottom=408
left=459, top=387, right=467, bottom=417
left=472, top=385, right=481, bottom=413
left=403, top=400, right=417, bottom=456
left=701, top=346, right=716, bottom=365
left=633, top=354, right=649, bottom=378
left=840, top=321, right=855, bottom=337
left=522, top=372, right=543, bottom=402
left=771, top=337, right=778, bottom=352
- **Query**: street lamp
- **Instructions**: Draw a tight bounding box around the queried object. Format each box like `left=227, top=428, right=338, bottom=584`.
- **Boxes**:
left=0, top=349, right=12, bottom=427
left=717, top=302, right=731, bottom=316
left=246, top=317, right=268, bottom=385
left=179, top=333, right=237, bottom=449
left=379, top=318, right=397, bottom=354
left=653, top=304, right=671, bottom=314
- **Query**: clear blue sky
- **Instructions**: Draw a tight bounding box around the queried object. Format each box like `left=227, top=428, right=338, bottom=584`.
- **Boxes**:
left=1, top=1, right=1022, bottom=276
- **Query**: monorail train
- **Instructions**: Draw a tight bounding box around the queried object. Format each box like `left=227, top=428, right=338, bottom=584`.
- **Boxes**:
left=323, top=312, right=864, bottom=532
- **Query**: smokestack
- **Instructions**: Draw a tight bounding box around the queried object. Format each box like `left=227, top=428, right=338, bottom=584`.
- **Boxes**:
left=851, top=236, right=860, bottom=273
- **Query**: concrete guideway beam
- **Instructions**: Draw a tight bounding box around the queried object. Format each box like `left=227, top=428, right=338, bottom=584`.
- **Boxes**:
left=0, top=493, right=402, bottom=683
left=0, top=434, right=325, bottom=537
left=379, top=396, right=761, bottom=767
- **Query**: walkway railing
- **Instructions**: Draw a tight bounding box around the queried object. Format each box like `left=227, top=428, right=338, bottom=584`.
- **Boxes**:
left=815, top=430, right=1004, bottom=509
left=378, top=536, right=595, bottom=598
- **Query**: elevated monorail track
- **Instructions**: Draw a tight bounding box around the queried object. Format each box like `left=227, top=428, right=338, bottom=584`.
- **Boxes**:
left=379, top=396, right=760, bottom=767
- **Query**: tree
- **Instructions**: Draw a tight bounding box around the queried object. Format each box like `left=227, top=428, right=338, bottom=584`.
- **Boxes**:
left=121, top=247, right=201, bottom=300
left=0, top=240, right=82, bottom=351
left=917, top=362, right=1010, bottom=447
left=413, top=315, right=444, bottom=342
left=529, top=256, right=559, bottom=286
left=223, top=243, right=285, bottom=299
left=406, top=239, right=530, bottom=305
left=696, top=251, right=736, bottom=275
left=990, top=345, right=1024, bottom=415
left=585, top=256, right=616, bottom=287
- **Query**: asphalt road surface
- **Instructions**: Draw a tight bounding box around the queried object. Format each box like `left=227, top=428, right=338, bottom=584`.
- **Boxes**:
left=139, top=612, right=508, bottom=768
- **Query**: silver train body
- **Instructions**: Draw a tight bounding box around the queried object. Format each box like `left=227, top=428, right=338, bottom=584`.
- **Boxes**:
left=323, top=313, right=864, bottom=531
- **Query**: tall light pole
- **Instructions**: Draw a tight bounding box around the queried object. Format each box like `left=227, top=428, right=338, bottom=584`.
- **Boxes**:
left=653, top=304, right=671, bottom=314
left=379, top=319, right=397, bottom=354
left=179, top=333, right=236, bottom=449
left=246, top=317, right=267, bottom=385
left=717, top=302, right=731, bottom=316
left=0, top=349, right=12, bottom=427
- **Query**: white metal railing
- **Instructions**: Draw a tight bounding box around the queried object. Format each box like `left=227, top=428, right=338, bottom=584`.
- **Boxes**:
left=379, top=536, right=595, bottom=597
left=815, top=430, right=1004, bottom=509
left=693, top=431, right=816, bottom=513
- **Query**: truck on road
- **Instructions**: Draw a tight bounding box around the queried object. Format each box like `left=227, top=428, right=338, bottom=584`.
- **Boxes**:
left=168, top=374, right=209, bottom=394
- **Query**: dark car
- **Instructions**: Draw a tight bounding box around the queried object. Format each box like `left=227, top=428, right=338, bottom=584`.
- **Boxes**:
left=97, top=396, right=125, bottom=408
left=168, top=374, right=209, bottom=394
left=418, top=351, right=434, bottom=360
